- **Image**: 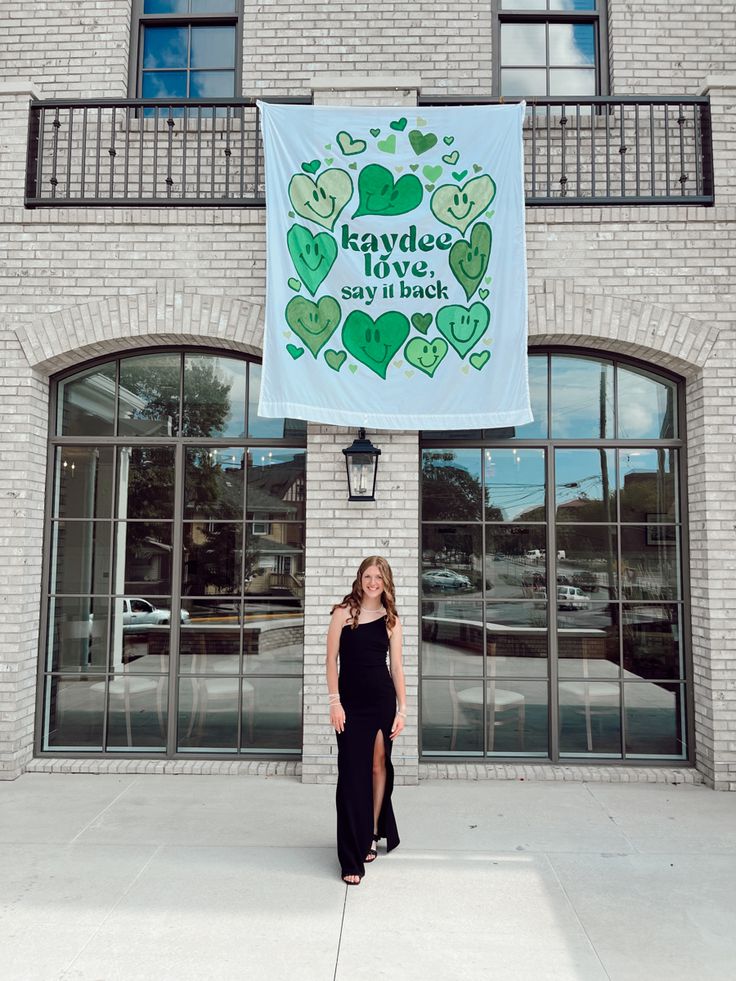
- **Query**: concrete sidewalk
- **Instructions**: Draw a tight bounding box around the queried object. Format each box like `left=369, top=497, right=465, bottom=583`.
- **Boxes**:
left=1, top=773, right=735, bottom=981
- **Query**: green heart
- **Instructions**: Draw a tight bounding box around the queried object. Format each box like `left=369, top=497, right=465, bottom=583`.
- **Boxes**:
left=443, top=136, right=455, bottom=146
left=390, top=117, right=407, bottom=131
left=286, top=344, right=304, bottom=360
left=436, top=302, right=490, bottom=359
left=411, top=312, right=432, bottom=334
left=409, top=164, right=419, bottom=172
left=353, top=164, right=423, bottom=218
left=287, top=277, right=301, bottom=292
left=425, top=184, right=435, bottom=192
left=416, top=116, right=427, bottom=126
left=442, top=150, right=459, bottom=165
left=452, top=169, right=468, bottom=182
left=423, top=164, right=442, bottom=183
left=285, top=295, right=341, bottom=357
left=337, top=131, right=366, bottom=156
left=289, top=169, right=353, bottom=232
left=348, top=162, right=357, bottom=170
left=342, top=310, right=410, bottom=379
left=470, top=350, right=491, bottom=371
left=370, top=128, right=381, bottom=137
left=409, top=130, right=438, bottom=155
left=325, top=157, right=334, bottom=165
left=286, top=224, right=338, bottom=296
left=377, top=134, right=396, bottom=154
left=325, top=349, right=347, bottom=372
left=430, top=175, right=496, bottom=234
left=448, top=223, right=491, bottom=301
left=404, top=336, right=448, bottom=378
left=301, top=159, right=320, bottom=174
left=473, top=164, right=482, bottom=173
left=348, top=364, right=358, bottom=374
left=479, top=288, right=489, bottom=300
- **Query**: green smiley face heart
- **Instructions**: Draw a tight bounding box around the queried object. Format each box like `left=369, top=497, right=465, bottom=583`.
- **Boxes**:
left=448, top=222, right=491, bottom=301
left=436, top=302, right=490, bottom=359
left=286, top=224, right=338, bottom=296
left=336, top=131, right=366, bottom=156
left=342, top=310, right=410, bottom=379
left=409, top=129, right=438, bottom=155
left=285, top=295, right=341, bottom=357
left=404, top=336, right=448, bottom=377
left=288, top=169, right=353, bottom=231
left=352, top=163, right=423, bottom=218
left=430, top=175, right=496, bottom=234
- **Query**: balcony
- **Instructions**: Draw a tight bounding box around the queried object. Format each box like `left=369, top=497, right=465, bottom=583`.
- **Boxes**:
left=25, top=96, right=714, bottom=209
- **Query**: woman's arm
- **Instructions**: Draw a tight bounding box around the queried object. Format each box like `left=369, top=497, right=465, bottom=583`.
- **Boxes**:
left=326, top=607, right=348, bottom=733
left=388, top=617, right=406, bottom=740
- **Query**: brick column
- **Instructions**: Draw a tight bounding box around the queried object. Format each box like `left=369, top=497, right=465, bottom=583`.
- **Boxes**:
left=0, top=81, right=44, bottom=207
left=301, top=76, right=421, bottom=785
left=701, top=76, right=736, bottom=207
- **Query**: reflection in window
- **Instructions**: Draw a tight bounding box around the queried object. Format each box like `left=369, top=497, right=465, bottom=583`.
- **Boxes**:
left=618, top=366, right=676, bottom=439
left=185, top=447, right=245, bottom=520
left=551, top=357, right=614, bottom=438
left=182, top=522, right=243, bottom=596
left=119, top=352, right=180, bottom=437
left=182, top=355, right=246, bottom=439
left=422, top=450, right=482, bottom=521
left=57, top=363, right=116, bottom=436
left=485, top=448, right=545, bottom=520
left=555, top=448, right=616, bottom=522
left=422, top=525, right=483, bottom=598
left=624, top=683, right=684, bottom=757
left=53, top=447, right=114, bottom=520
left=247, top=449, right=306, bottom=522
left=120, top=446, right=176, bottom=519
left=619, top=449, right=677, bottom=523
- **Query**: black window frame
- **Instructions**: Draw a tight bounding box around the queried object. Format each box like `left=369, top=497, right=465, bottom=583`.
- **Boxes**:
left=492, top=0, right=609, bottom=99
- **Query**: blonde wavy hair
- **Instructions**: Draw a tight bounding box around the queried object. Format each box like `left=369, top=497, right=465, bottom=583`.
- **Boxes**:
left=332, top=555, right=398, bottom=631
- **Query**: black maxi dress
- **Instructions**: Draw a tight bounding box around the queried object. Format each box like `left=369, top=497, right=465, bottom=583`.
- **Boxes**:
left=336, top=616, right=400, bottom=879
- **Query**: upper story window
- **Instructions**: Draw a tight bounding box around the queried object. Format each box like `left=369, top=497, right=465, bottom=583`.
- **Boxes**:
left=494, top=0, right=608, bottom=99
left=131, top=0, right=241, bottom=100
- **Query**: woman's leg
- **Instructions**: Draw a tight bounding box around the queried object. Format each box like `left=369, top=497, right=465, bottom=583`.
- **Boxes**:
left=370, top=729, right=387, bottom=841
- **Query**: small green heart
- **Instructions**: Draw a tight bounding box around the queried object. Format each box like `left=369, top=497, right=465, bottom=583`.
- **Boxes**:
left=443, top=136, right=455, bottom=146
left=430, top=175, right=496, bottom=234
left=436, top=301, right=490, bottom=359
left=348, top=364, right=358, bottom=374
left=287, top=224, right=338, bottom=296
left=486, top=210, right=495, bottom=219
left=409, top=164, right=419, bottom=172
left=404, top=336, right=448, bottom=378
left=479, top=288, right=489, bottom=300
left=286, top=344, right=304, bottom=360
left=473, top=164, right=482, bottom=173
left=353, top=163, right=423, bottom=218
left=448, top=223, right=491, bottom=301
left=470, top=350, right=491, bottom=371
left=348, top=162, right=358, bottom=170
left=483, top=337, right=492, bottom=346
left=336, top=131, right=366, bottom=156
left=285, top=295, right=341, bottom=357
left=411, top=312, right=432, bottom=334
left=461, top=365, right=470, bottom=374
left=409, top=130, right=438, bottom=156
left=423, top=164, right=442, bottom=183
left=325, top=158, right=334, bottom=165
left=289, top=169, right=353, bottom=231
left=442, top=151, right=459, bottom=166
left=416, top=117, right=427, bottom=126
left=452, top=169, right=468, bottom=182
left=393, top=359, right=404, bottom=369
left=342, top=310, right=410, bottom=379
left=370, top=128, right=381, bottom=138
left=288, top=211, right=295, bottom=218
left=301, top=159, right=320, bottom=174
left=287, top=277, right=301, bottom=292
left=395, top=165, right=404, bottom=173
left=282, top=331, right=292, bottom=339
left=405, top=370, right=415, bottom=378
left=325, top=349, right=347, bottom=372
left=324, top=143, right=332, bottom=150
left=425, top=184, right=435, bottom=192
left=390, top=117, right=408, bottom=131
left=484, top=277, right=492, bottom=284
left=377, top=134, right=396, bottom=154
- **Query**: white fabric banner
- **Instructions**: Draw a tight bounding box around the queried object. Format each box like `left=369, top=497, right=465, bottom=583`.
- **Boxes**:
left=258, top=102, right=531, bottom=430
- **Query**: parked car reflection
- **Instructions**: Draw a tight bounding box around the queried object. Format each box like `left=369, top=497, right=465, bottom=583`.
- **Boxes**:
left=422, top=568, right=473, bottom=591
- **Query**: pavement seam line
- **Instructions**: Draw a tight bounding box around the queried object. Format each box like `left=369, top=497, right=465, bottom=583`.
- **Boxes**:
left=583, top=782, right=639, bottom=854
left=68, top=775, right=141, bottom=844
left=58, top=842, right=163, bottom=979
left=333, top=883, right=349, bottom=981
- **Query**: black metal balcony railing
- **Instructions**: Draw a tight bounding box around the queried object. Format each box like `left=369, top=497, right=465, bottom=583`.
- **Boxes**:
left=25, top=96, right=714, bottom=209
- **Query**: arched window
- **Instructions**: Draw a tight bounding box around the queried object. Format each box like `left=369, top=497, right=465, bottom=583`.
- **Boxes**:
left=420, top=350, right=689, bottom=762
left=38, top=349, right=306, bottom=757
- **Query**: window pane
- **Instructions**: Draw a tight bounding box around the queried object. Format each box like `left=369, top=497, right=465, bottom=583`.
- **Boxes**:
left=549, top=68, right=596, bottom=96
left=190, top=70, right=235, bottom=98
left=110, top=596, right=173, bottom=674
left=422, top=678, right=483, bottom=755
left=422, top=449, right=482, bottom=521
left=114, top=522, right=173, bottom=596
left=192, top=0, right=237, bottom=10
left=57, top=363, right=116, bottom=436
left=178, top=676, right=238, bottom=751
left=243, top=605, right=304, bottom=675
left=142, top=26, right=188, bottom=69
left=621, top=526, right=680, bottom=601
left=422, top=525, right=483, bottom=598
left=182, top=354, right=245, bottom=438
left=242, top=677, right=302, bottom=752
left=141, top=71, right=188, bottom=100
left=515, top=353, right=548, bottom=438
left=51, top=521, right=112, bottom=595
left=421, top=601, right=484, bottom=677
left=185, top=447, right=245, bottom=520
left=485, top=448, right=545, bottom=521
left=118, top=352, right=180, bottom=437
left=559, top=680, right=621, bottom=755
left=501, top=68, right=547, bottom=97
left=556, top=525, right=618, bottom=599
left=486, top=680, right=547, bottom=755
left=247, top=449, right=306, bottom=522
left=618, top=366, right=677, bottom=439
left=180, top=599, right=242, bottom=673
left=619, top=449, right=677, bottom=523
left=144, top=1, right=188, bottom=12
left=555, top=449, right=616, bottom=522
left=485, top=526, right=547, bottom=599
left=53, top=447, right=114, bottom=520
left=501, top=23, right=547, bottom=65
left=550, top=0, right=596, bottom=9
left=248, top=363, right=287, bottom=438
left=105, top=674, right=168, bottom=750
left=44, top=676, right=104, bottom=750
left=549, top=23, right=595, bottom=65
left=245, top=523, right=305, bottom=603
left=119, top=446, right=175, bottom=520
left=47, top=597, right=110, bottom=673
left=501, top=0, right=547, bottom=8
left=190, top=26, right=235, bottom=68
left=624, top=683, right=685, bottom=757
left=487, top=603, right=548, bottom=678
left=182, top=522, right=243, bottom=595
left=558, top=602, right=619, bottom=679
left=623, top=605, right=682, bottom=680
left=551, top=356, right=614, bottom=437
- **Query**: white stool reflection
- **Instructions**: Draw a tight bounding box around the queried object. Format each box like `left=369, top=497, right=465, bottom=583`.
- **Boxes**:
left=451, top=684, right=526, bottom=752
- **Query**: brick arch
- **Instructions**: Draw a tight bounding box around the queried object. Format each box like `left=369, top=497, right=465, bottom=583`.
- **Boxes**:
left=15, top=281, right=264, bottom=374
left=528, top=281, right=719, bottom=376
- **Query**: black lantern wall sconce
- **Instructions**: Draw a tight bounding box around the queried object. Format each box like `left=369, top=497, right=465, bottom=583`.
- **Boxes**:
left=342, top=429, right=381, bottom=502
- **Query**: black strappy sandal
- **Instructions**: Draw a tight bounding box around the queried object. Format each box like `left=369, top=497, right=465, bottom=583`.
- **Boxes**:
left=342, top=873, right=362, bottom=885
left=365, top=834, right=379, bottom=863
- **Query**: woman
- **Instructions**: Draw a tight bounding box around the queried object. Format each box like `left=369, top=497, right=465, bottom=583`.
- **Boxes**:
left=326, top=556, right=406, bottom=885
